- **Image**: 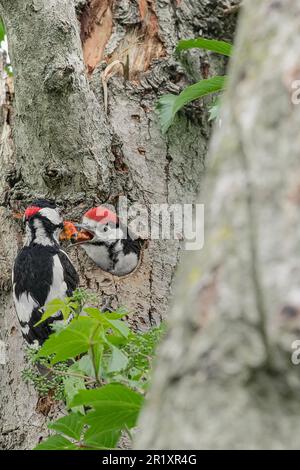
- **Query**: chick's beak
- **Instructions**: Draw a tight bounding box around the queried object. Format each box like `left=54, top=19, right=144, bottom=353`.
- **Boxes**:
left=59, top=221, right=79, bottom=241
left=71, top=223, right=95, bottom=245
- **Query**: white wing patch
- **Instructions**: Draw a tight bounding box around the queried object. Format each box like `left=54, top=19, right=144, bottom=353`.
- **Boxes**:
left=45, top=255, right=68, bottom=308
left=13, top=288, right=38, bottom=324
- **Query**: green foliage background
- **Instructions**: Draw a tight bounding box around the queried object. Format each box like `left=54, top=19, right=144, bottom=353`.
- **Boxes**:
left=23, top=289, right=164, bottom=450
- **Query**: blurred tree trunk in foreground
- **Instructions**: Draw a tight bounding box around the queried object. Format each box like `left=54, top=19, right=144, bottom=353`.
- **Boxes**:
left=0, top=0, right=237, bottom=450
left=136, top=0, right=300, bottom=449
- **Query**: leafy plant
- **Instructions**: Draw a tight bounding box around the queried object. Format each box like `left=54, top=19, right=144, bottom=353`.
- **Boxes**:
left=157, top=37, right=233, bottom=133
left=0, top=18, right=5, bottom=43
left=22, top=348, right=69, bottom=400
left=24, top=290, right=164, bottom=450
left=36, top=384, right=143, bottom=450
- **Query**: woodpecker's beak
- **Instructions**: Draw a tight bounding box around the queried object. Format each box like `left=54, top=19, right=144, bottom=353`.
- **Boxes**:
left=59, top=221, right=79, bottom=241
left=70, top=223, right=95, bottom=245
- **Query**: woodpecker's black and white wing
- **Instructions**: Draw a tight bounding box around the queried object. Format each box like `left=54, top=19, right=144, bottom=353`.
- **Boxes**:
left=13, top=245, right=79, bottom=345
left=58, top=249, right=79, bottom=296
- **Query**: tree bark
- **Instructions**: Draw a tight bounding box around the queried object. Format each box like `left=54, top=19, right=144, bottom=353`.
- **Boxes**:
left=136, top=0, right=300, bottom=450
left=0, top=0, right=237, bottom=449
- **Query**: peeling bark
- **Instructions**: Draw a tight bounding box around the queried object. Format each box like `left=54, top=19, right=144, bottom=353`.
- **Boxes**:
left=136, top=0, right=300, bottom=450
left=80, top=0, right=114, bottom=74
left=0, top=0, right=237, bottom=449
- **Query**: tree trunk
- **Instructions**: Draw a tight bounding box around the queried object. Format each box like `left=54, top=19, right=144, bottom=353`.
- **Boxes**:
left=0, top=0, right=237, bottom=450
left=136, top=0, right=300, bottom=450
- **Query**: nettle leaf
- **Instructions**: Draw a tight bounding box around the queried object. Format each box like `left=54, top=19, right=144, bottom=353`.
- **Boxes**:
left=83, top=429, right=120, bottom=450
left=84, top=307, right=102, bottom=320
left=104, top=318, right=130, bottom=338
left=77, top=355, right=95, bottom=378
left=48, top=413, right=84, bottom=440
left=89, top=341, right=103, bottom=379
left=157, top=76, right=226, bottom=133
left=37, top=316, right=101, bottom=364
left=84, top=405, right=139, bottom=434
left=64, top=364, right=86, bottom=413
left=71, top=383, right=142, bottom=407
left=105, top=308, right=129, bottom=319
left=84, top=308, right=128, bottom=322
left=106, top=334, right=127, bottom=347
left=176, top=37, right=233, bottom=56
left=107, top=345, right=129, bottom=373
left=34, top=434, right=78, bottom=450
left=34, top=298, right=67, bottom=327
left=71, top=384, right=143, bottom=433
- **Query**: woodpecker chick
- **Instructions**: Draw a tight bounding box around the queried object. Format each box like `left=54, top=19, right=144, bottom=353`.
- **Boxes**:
left=12, top=199, right=79, bottom=345
left=73, top=206, right=142, bottom=276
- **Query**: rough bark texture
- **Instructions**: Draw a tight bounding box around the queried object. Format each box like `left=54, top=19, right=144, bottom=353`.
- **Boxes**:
left=136, top=0, right=300, bottom=450
left=0, top=0, right=237, bottom=450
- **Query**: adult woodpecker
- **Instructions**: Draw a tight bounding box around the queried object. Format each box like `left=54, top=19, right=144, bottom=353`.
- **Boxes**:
left=72, top=206, right=142, bottom=276
left=12, top=199, right=79, bottom=345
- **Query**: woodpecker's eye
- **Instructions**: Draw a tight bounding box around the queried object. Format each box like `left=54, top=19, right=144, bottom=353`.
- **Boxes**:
left=103, top=225, right=108, bottom=232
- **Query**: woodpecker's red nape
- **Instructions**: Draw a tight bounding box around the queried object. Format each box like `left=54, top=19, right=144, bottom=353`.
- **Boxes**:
left=84, top=206, right=118, bottom=225
left=24, top=206, right=41, bottom=220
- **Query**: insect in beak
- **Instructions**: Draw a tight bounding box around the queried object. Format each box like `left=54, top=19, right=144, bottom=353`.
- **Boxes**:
left=59, top=221, right=79, bottom=241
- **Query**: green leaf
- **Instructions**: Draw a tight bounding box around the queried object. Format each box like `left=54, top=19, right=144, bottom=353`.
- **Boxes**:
left=83, top=429, right=120, bottom=450
left=177, top=37, right=232, bottom=56
left=84, top=405, right=140, bottom=434
left=83, top=308, right=128, bottom=322
left=4, top=65, right=13, bottom=77
left=84, top=307, right=102, bottom=320
left=0, top=19, right=5, bottom=43
left=37, top=316, right=100, bottom=364
left=77, top=355, right=95, bottom=377
left=89, top=340, right=103, bottom=379
left=48, top=413, right=84, bottom=440
left=34, top=298, right=67, bottom=327
left=107, top=346, right=128, bottom=373
left=71, top=384, right=143, bottom=433
left=157, top=76, right=226, bottom=133
left=104, top=318, right=130, bottom=338
left=105, top=334, right=127, bottom=347
left=63, top=367, right=86, bottom=413
left=34, top=435, right=78, bottom=450
left=72, top=383, right=142, bottom=407
left=105, top=309, right=129, bottom=319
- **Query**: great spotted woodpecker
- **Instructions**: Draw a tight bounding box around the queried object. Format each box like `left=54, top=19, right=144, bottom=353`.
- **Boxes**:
left=12, top=199, right=79, bottom=345
left=73, top=206, right=142, bottom=276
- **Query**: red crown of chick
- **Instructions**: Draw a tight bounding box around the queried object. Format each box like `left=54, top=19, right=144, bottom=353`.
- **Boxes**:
left=84, top=206, right=118, bottom=225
